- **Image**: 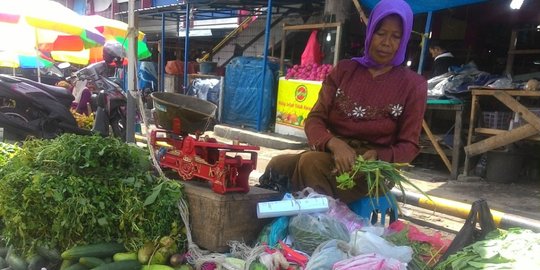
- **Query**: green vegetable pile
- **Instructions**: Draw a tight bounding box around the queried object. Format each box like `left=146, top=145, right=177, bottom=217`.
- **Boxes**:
left=336, top=155, right=429, bottom=207
left=435, top=228, right=540, bottom=269
left=0, top=134, right=184, bottom=257
left=0, top=142, right=20, bottom=166
left=385, top=227, right=444, bottom=269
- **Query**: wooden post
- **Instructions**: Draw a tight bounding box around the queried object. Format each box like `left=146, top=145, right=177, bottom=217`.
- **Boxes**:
left=351, top=0, right=369, bottom=26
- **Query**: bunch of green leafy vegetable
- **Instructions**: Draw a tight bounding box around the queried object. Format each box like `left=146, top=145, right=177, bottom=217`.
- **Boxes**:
left=385, top=227, right=444, bottom=269
left=435, top=228, right=540, bottom=269
left=336, top=155, right=430, bottom=210
left=0, top=134, right=184, bottom=257
left=0, top=142, right=20, bottom=166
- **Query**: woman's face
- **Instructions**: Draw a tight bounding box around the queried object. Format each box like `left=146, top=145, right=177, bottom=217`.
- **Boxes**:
left=368, top=15, right=403, bottom=66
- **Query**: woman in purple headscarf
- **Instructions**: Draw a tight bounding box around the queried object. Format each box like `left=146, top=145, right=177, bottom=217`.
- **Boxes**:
left=260, top=0, right=427, bottom=203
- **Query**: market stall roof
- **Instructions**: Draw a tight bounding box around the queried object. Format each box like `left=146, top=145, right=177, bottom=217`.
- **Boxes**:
left=117, top=0, right=325, bottom=21
left=360, top=0, right=488, bottom=14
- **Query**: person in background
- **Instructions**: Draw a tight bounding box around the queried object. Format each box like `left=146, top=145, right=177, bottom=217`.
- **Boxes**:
left=428, top=39, right=459, bottom=78
left=258, top=0, right=427, bottom=203
left=70, top=79, right=93, bottom=115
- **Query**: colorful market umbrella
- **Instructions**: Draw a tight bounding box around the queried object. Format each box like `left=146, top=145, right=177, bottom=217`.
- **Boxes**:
left=51, top=38, right=151, bottom=65
left=0, top=51, right=53, bottom=68
left=85, top=15, right=146, bottom=42
left=0, top=22, right=55, bottom=68
left=0, top=0, right=105, bottom=51
left=51, top=15, right=152, bottom=65
left=0, top=0, right=106, bottom=79
left=50, top=15, right=151, bottom=65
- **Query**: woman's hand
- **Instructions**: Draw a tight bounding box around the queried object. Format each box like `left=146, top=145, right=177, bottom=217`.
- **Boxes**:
left=362, top=149, right=378, bottom=161
left=327, top=137, right=357, bottom=174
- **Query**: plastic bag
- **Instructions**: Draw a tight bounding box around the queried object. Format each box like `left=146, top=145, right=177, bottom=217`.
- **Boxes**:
left=257, top=216, right=290, bottom=247
left=305, top=239, right=351, bottom=270
left=165, top=60, right=181, bottom=75
left=298, top=187, right=368, bottom=233
left=350, top=231, right=413, bottom=263
left=288, top=213, right=350, bottom=255
left=301, top=30, right=322, bottom=66
left=388, top=220, right=451, bottom=255
left=333, top=253, right=407, bottom=270
left=436, top=199, right=496, bottom=264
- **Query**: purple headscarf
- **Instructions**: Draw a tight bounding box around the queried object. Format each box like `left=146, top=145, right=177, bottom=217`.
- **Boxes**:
left=352, top=0, right=413, bottom=68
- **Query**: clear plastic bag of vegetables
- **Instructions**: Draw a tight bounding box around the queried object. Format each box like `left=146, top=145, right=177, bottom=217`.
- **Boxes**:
left=305, top=239, right=351, bottom=270
left=288, top=213, right=350, bottom=255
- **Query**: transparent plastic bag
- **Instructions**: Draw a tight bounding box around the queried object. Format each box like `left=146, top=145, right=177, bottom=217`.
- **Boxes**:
left=333, top=253, right=407, bottom=270
left=297, top=187, right=368, bottom=233
left=288, top=213, right=350, bottom=255
left=350, top=231, right=413, bottom=263
left=305, top=239, right=351, bottom=270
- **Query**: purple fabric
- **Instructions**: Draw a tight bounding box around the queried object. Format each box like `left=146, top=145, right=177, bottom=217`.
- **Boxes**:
left=75, top=89, right=92, bottom=115
left=352, top=0, right=413, bottom=68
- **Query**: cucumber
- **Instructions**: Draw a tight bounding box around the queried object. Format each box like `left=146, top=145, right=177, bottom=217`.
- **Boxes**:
left=27, top=254, right=47, bottom=270
left=5, top=252, right=28, bottom=270
left=113, top=252, right=138, bottom=262
left=79, top=257, right=105, bottom=268
left=92, top=260, right=141, bottom=270
left=63, top=262, right=89, bottom=270
left=0, top=247, right=8, bottom=258
left=60, top=259, right=77, bottom=270
left=62, top=243, right=126, bottom=260
left=36, top=246, right=62, bottom=262
left=0, top=257, right=8, bottom=268
left=142, top=265, right=174, bottom=270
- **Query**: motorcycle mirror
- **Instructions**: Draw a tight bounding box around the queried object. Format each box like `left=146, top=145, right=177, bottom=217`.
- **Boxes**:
left=58, top=62, right=71, bottom=69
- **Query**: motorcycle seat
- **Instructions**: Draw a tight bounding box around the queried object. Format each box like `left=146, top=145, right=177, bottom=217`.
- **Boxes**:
left=15, top=77, right=75, bottom=107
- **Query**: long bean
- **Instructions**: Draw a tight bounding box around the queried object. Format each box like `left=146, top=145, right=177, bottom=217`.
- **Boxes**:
left=337, top=155, right=431, bottom=207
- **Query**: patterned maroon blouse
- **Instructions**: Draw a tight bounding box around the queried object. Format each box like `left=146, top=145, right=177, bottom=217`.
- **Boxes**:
left=304, top=59, right=428, bottom=163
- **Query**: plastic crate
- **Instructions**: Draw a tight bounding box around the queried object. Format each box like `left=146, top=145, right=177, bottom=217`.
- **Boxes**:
left=481, top=111, right=513, bottom=130
left=510, top=108, right=540, bottom=129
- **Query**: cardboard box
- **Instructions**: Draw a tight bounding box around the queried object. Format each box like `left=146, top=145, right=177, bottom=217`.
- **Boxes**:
left=182, top=181, right=281, bottom=252
left=275, top=78, right=322, bottom=138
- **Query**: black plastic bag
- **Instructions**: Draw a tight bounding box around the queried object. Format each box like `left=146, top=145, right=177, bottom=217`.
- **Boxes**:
left=437, top=199, right=497, bottom=265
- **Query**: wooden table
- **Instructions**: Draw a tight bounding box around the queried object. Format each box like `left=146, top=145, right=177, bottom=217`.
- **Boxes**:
left=421, top=99, right=464, bottom=179
left=463, top=88, right=540, bottom=175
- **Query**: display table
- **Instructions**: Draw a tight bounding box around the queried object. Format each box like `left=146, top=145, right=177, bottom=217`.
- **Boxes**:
left=421, top=99, right=464, bottom=179
left=463, top=88, right=540, bottom=175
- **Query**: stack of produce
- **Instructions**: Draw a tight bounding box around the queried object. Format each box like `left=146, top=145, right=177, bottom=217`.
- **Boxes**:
left=435, top=228, right=540, bottom=269
left=0, top=134, right=186, bottom=270
left=0, top=142, right=20, bottom=166
left=285, top=63, right=333, bottom=81
left=70, top=109, right=95, bottom=130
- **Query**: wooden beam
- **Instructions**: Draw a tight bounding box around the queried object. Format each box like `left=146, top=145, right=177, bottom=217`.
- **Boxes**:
left=283, top=22, right=342, bottom=31
left=472, top=89, right=540, bottom=97
left=475, top=128, right=540, bottom=141
left=351, top=0, right=368, bottom=26
left=494, top=91, right=540, bottom=131
left=422, top=120, right=452, bottom=173
left=464, top=124, right=538, bottom=156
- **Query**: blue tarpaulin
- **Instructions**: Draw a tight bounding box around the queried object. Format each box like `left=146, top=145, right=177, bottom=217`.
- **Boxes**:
left=222, top=57, right=279, bottom=130
left=360, top=0, right=487, bottom=14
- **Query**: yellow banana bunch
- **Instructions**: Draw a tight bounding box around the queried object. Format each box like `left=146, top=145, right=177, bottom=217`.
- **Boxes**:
left=70, top=109, right=95, bottom=130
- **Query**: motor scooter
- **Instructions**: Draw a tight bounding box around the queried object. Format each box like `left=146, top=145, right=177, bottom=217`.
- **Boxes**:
left=0, top=74, right=91, bottom=141
left=0, top=43, right=128, bottom=141
left=75, top=61, right=127, bottom=140
left=0, top=69, right=128, bottom=141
